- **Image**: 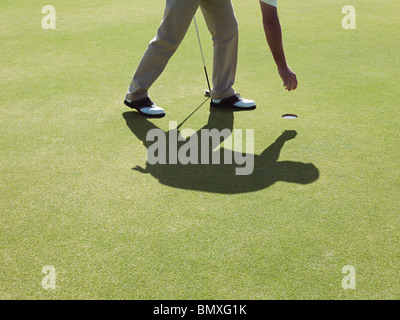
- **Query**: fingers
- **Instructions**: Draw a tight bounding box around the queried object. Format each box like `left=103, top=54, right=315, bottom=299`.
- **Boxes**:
left=290, top=76, right=298, bottom=91
left=293, top=78, right=298, bottom=90
left=279, top=67, right=298, bottom=91
left=284, top=75, right=298, bottom=91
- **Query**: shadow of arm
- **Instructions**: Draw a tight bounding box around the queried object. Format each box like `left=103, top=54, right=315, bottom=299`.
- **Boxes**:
left=260, top=130, right=297, bottom=163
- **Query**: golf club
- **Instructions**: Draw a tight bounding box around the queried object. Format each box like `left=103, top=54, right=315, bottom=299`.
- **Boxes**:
left=193, top=15, right=211, bottom=98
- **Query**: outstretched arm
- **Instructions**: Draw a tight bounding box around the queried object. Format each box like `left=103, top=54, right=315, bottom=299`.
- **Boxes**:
left=259, top=1, right=298, bottom=91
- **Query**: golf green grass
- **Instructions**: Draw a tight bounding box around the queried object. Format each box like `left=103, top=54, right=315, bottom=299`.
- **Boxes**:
left=1, top=0, right=399, bottom=299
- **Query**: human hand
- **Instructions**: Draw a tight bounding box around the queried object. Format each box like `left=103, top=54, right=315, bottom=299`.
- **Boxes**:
left=278, top=66, right=298, bottom=91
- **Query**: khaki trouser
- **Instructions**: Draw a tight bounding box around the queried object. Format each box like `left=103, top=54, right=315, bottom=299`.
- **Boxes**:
left=126, top=0, right=238, bottom=101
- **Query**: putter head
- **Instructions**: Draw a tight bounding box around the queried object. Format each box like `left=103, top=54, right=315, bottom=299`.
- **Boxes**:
left=204, top=90, right=211, bottom=97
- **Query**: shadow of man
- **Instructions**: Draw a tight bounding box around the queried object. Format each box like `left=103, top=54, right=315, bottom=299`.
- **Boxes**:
left=123, top=108, right=319, bottom=194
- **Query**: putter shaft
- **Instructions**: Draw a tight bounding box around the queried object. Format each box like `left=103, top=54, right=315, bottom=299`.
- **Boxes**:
left=193, top=15, right=212, bottom=93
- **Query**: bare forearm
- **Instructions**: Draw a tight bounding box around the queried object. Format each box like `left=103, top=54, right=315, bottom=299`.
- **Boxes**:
left=263, top=19, right=287, bottom=69
left=260, top=2, right=298, bottom=91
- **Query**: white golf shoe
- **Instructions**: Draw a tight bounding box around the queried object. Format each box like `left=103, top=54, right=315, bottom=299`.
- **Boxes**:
left=210, top=93, right=256, bottom=110
left=124, top=97, right=165, bottom=118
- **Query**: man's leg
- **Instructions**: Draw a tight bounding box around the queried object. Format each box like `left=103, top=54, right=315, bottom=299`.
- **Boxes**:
left=127, top=0, right=200, bottom=102
left=200, top=0, right=238, bottom=100
left=200, top=0, right=256, bottom=110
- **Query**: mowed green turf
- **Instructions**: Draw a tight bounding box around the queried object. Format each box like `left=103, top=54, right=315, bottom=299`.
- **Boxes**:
left=1, top=0, right=399, bottom=299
